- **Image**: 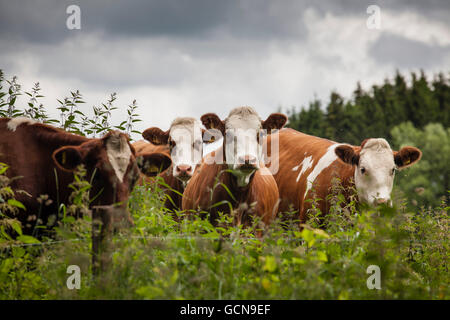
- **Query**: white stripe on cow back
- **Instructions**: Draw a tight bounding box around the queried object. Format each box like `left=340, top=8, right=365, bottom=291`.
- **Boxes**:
left=7, top=117, right=36, bottom=132
left=292, top=156, right=314, bottom=183
left=297, top=156, right=314, bottom=183
left=106, top=133, right=132, bottom=183
left=304, top=143, right=339, bottom=200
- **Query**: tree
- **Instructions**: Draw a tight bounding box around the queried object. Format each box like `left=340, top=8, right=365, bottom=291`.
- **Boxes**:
left=286, top=99, right=325, bottom=138
left=391, top=122, right=450, bottom=208
left=283, top=71, right=449, bottom=146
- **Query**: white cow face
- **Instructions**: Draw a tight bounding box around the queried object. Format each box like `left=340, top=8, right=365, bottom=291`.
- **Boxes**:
left=142, top=118, right=203, bottom=183
left=225, top=113, right=262, bottom=170
left=335, top=138, right=422, bottom=206
left=201, top=107, right=287, bottom=187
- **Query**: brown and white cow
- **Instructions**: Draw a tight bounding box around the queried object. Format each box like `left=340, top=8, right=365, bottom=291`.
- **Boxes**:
left=182, top=107, right=287, bottom=229
left=0, top=117, right=172, bottom=235
left=133, top=117, right=204, bottom=212
left=266, top=128, right=422, bottom=223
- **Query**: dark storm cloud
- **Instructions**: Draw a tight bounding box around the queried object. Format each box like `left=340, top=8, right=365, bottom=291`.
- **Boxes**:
left=2, top=0, right=448, bottom=44
left=369, top=33, right=450, bottom=69
left=0, top=0, right=308, bottom=43
left=0, top=0, right=449, bottom=132
left=0, top=0, right=68, bottom=44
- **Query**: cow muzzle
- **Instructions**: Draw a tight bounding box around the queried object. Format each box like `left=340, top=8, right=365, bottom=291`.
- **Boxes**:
left=236, top=155, right=258, bottom=171
left=373, top=197, right=392, bottom=206
left=174, top=164, right=193, bottom=181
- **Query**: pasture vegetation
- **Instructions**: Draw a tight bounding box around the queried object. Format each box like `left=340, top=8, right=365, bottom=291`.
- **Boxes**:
left=0, top=70, right=449, bottom=299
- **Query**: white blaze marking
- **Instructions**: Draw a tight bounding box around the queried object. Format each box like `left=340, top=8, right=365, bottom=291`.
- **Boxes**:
left=170, top=125, right=202, bottom=176
left=168, top=118, right=203, bottom=179
left=304, top=144, right=339, bottom=199
left=296, top=156, right=313, bottom=183
left=106, top=135, right=132, bottom=183
left=225, top=112, right=262, bottom=169
left=7, top=117, right=36, bottom=131
left=222, top=107, right=264, bottom=187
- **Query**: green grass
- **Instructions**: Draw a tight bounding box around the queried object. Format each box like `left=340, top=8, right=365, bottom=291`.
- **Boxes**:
left=0, top=173, right=448, bottom=300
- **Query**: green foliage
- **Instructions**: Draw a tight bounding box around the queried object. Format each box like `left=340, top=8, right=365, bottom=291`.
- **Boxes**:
left=1, top=171, right=448, bottom=299
left=0, top=71, right=141, bottom=140
left=0, top=162, right=26, bottom=239
left=391, top=122, right=450, bottom=208
left=0, top=163, right=47, bottom=299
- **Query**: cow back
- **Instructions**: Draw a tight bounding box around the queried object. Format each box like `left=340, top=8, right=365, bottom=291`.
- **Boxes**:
left=266, top=128, right=355, bottom=222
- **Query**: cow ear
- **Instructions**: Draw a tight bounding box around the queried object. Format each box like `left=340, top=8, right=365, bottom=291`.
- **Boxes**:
left=360, top=139, right=370, bottom=149
left=201, top=113, right=225, bottom=135
left=53, top=146, right=83, bottom=172
left=137, top=153, right=172, bottom=177
left=142, top=127, right=170, bottom=145
left=262, top=113, right=288, bottom=131
left=394, top=146, right=422, bottom=169
left=335, top=145, right=359, bottom=166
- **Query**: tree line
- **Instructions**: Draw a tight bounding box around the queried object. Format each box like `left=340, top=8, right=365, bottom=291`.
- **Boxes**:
left=285, top=70, right=449, bottom=146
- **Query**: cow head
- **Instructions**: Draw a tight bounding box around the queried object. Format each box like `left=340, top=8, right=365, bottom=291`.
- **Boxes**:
left=335, top=138, right=422, bottom=206
left=52, top=131, right=172, bottom=223
left=201, top=107, right=287, bottom=187
left=142, top=117, right=204, bottom=183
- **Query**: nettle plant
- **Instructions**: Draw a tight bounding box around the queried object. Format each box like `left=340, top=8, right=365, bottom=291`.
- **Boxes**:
left=0, top=71, right=142, bottom=139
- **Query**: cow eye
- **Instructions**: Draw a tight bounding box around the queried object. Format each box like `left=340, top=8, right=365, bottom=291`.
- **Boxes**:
left=193, top=140, right=201, bottom=150
left=360, top=167, right=366, bottom=174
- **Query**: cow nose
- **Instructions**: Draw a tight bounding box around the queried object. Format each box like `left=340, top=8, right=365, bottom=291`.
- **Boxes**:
left=375, top=198, right=388, bottom=205
left=238, top=155, right=257, bottom=165
left=176, top=164, right=193, bottom=176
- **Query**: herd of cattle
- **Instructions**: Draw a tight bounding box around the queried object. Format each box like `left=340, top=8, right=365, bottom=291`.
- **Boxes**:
left=0, top=106, right=422, bottom=236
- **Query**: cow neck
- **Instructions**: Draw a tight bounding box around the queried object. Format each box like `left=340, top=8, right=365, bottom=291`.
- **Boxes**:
left=228, top=169, right=252, bottom=203
left=164, top=165, right=186, bottom=191
left=218, top=141, right=254, bottom=200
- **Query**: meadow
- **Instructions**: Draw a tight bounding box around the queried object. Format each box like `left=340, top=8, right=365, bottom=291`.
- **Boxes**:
left=0, top=70, right=448, bottom=299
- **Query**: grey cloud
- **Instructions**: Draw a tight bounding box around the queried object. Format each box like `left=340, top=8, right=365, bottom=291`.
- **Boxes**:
left=2, top=0, right=448, bottom=45
left=369, top=32, right=450, bottom=69
left=0, top=0, right=68, bottom=44
left=1, top=0, right=449, bottom=132
left=0, top=0, right=307, bottom=43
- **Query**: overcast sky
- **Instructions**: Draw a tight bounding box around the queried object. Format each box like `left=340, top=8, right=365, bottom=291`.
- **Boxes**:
left=0, top=0, right=449, bottom=138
